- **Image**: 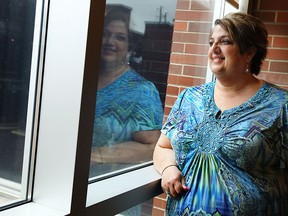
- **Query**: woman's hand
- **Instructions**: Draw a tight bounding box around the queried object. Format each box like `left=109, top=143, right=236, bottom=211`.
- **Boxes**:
left=161, top=165, right=188, bottom=198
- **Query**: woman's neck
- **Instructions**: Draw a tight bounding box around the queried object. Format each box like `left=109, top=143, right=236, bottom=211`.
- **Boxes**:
left=98, top=64, right=129, bottom=90
left=214, top=75, right=264, bottom=111
left=215, top=71, right=260, bottom=91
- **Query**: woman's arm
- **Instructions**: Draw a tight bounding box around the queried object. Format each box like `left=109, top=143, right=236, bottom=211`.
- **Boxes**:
left=90, top=130, right=160, bottom=164
left=153, top=133, right=188, bottom=198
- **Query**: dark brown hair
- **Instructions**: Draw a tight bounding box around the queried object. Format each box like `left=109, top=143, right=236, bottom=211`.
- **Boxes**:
left=104, top=9, right=133, bottom=51
left=214, top=12, right=268, bottom=75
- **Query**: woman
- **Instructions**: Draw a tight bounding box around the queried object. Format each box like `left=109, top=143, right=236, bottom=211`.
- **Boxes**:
left=153, top=12, right=288, bottom=215
left=90, top=10, right=163, bottom=174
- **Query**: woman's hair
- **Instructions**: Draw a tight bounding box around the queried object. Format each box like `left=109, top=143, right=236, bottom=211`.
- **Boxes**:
left=104, top=9, right=133, bottom=50
left=214, top=12, right=268, bottom=75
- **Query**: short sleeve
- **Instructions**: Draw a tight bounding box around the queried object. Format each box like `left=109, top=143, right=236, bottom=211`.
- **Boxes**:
left=134, top=81, right=163, bottom=131
left=161, top=89, right=188, bottom=138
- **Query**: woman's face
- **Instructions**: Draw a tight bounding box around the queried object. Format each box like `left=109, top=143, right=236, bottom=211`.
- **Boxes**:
left=208, top=25, right=248, bottom=79
left=101, top=20, right=129, bottom=67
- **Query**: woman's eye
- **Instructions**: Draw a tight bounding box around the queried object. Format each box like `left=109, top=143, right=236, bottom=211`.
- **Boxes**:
left=208, top=41, right=214, bottom=47
left=116, top=35, right=127, bottom=42
left=103, top=31, right=110, bottom=38
left=220, top=39, right=232, bottom=45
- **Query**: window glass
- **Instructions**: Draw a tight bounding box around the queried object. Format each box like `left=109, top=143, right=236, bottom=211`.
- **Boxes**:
left=0, top=0, right=38, bottom=208
left=89, top=0, right=176, bottom=180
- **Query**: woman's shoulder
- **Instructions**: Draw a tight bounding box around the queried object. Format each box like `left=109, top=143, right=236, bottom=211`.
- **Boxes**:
left=182, top=82, right=214, bottom=98
left=263, top=81, right=288, bottom=101
left=125, top=68, right=146, bottom=81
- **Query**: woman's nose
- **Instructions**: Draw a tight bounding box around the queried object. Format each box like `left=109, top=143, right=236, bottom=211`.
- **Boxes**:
left=105, top=35, right=114, bottom=43
left=210, top=43, right=221, bottom=54
left=103, top=34, right=115, bottom=44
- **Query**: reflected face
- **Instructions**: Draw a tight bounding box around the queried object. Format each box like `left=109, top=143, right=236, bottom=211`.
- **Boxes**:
left=101, top=20, right=129, bottom=67
left=208, top=25, right=247, bottom=79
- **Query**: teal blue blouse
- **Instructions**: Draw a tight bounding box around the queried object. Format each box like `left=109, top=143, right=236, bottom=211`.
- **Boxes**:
left=162, top=81, right=288, bottom=216
left=92, top=69, right=163, bottom=147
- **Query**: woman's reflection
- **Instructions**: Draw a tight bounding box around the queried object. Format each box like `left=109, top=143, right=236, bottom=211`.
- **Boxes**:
left=90, top=9, right=163, bottom=175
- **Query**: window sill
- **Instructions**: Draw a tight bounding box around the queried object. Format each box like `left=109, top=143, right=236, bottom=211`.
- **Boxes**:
left=1, top=166, right=162, bottom=216
left=86, top=165, right=162, bottom=215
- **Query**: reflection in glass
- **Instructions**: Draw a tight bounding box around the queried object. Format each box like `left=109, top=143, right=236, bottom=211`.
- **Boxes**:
left=89, top=0, right=176, bottom=180
left=0, top=0, right=36, bottom=207
left=90, top=8, right=164, bottom=178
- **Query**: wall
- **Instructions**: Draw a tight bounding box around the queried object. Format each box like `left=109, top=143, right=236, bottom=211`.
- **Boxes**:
left=152, top=0, right=288, bottom=215
left=252, top=0, right=288, bottom=89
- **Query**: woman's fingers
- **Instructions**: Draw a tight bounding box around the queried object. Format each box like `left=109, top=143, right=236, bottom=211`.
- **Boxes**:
left=161, top=167, right=188, bottom=198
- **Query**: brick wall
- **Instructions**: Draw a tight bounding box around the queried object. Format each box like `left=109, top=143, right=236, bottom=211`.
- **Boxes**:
left=152, top=0, right=288, bottom=215
left=251, top=0, right=288, bottom=89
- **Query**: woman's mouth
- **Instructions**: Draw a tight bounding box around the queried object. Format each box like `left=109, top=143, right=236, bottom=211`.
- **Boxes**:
left=213, top=57, right=225, bottom=62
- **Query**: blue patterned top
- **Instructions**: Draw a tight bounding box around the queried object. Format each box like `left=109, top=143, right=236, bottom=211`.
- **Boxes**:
left=92, top=69, right=163, bottom=147
left=162, top=81, right=288, bottom=216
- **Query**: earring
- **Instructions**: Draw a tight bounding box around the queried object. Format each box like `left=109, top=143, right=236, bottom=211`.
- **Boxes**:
left=121, top=53, right=131, bottom=65
left=126, top=53, right=131, bottom=65
left=245, top=62, right=250, bottom=73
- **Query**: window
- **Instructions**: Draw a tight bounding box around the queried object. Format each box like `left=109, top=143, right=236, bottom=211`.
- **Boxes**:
left=89, top=0, right=177, bottom=181
left=0, top=0, right=40, bottom=209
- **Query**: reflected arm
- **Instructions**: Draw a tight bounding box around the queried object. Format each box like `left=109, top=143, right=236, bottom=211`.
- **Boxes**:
left=91, top=130, right=160, bottom=163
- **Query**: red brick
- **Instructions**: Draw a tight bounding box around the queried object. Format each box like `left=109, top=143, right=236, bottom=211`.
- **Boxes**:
left=267, top=48, right=288, bottom=60
left=260, top=0, right=288, bottom=10
left=175, top=10, right=213, bottom=22
left=261, top=60, right=269, bottom=71
left=152, top=207, right=165, bottom=216
left=173, top=32, right=209, bottom=44
left=176, top=0, right=190, bottom=10
left=164, top=106, right=172, bottom=116
left=267, top=36, right=273, bottom=47
left=183, top=65, right=208, bottom=78
left=273, top=36, right=288, bottom=48
left=252, top=11, right=276, bottom=22
left=174, top=21, right=188, bottom=31
left=257, top=71, right=288, bottom=86
left=188, top=22, right=213, bottom=33
left=170, top=53, right=208, bottom=66
left=171, top=42, right=185, bottom=53
left=165, top=95, right=178, bottom=106
left=167, top=74, right=179, bottom=85
left=277, top=12, right=288, bottom=23
left=185, top=43, right=209, bottom=55
left=190, top=0, right=215, bottom=10
left=169, top=64, right=183, bottom=74
left=266, top=23, right=288, bottom=36
left=166, top=85, right=180, bottom=96
left=153, top=196, right=167, bottom=209
left=270, top=61, right=288, bottom=72
left=178, top=76, right=205, bottom=87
